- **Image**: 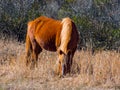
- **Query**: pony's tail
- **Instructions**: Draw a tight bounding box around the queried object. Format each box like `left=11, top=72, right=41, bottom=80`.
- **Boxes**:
left=25, top=33, right=32, bottom=55
left=60, top=17, right=72, bottom=54
left=25, top=22, right=32, bottom=66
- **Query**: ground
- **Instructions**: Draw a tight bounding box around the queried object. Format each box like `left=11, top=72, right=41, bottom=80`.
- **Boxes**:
left=0, top=39, right=120, bottom=90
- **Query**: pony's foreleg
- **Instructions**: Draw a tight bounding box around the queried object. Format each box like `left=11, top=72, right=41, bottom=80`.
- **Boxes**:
left=66, top=53, right=73, bottom=74
left=66, top=48, right=77, bottom=74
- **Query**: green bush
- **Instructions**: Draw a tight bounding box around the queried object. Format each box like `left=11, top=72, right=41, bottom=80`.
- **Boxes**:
left=0, top=0, right=119, bottom=51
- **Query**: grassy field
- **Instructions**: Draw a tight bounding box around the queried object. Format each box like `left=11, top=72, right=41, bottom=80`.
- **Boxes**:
left=0, top=39, right=120, bottom=90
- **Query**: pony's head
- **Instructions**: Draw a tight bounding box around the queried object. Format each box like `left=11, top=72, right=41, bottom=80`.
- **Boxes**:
left=55, top=49, right=72, bottom=77
left=55, top=17, right=74, bottom=77
left=59, top=50, right=72, bottom=74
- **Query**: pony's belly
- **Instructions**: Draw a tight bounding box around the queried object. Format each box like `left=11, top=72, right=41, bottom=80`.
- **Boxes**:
left=44, top=43, right=56, bottom=51
left=39, top=39, right=57, bottom=51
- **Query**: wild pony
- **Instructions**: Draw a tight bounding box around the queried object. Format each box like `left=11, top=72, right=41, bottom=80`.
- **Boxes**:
left=25, top=16, right=79, bottom=76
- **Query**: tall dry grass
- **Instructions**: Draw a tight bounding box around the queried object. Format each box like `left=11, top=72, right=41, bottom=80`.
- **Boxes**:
left=74, top=50, right=120, bottom=87
left=0, top=39, right=120, bottom=90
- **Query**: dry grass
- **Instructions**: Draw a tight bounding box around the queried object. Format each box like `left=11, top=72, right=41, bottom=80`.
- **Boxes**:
left=0, top=39, right=120, bottom=90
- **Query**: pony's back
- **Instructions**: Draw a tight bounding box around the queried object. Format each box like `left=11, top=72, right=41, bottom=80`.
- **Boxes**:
left=27, top=16, right=62, bottom=51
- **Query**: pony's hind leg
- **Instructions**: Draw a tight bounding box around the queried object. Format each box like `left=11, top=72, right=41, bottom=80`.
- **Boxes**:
left=31, top=40, right=42, bottom=69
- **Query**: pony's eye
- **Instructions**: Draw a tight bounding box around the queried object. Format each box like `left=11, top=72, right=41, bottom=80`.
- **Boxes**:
left=59, top=50, right=66, bottom=55
left=59, top=50, right=63, bottom=55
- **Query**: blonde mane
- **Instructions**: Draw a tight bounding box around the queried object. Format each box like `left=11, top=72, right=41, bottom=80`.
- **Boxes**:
left=60, top=17, right=72, bottom=54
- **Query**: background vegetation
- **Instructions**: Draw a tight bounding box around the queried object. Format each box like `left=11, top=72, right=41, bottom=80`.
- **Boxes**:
left=0, top=0, right=120, bottom=51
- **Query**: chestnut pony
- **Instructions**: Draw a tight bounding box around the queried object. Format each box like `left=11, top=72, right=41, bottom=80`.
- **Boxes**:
left=25, top=16, right=79, bottom=76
